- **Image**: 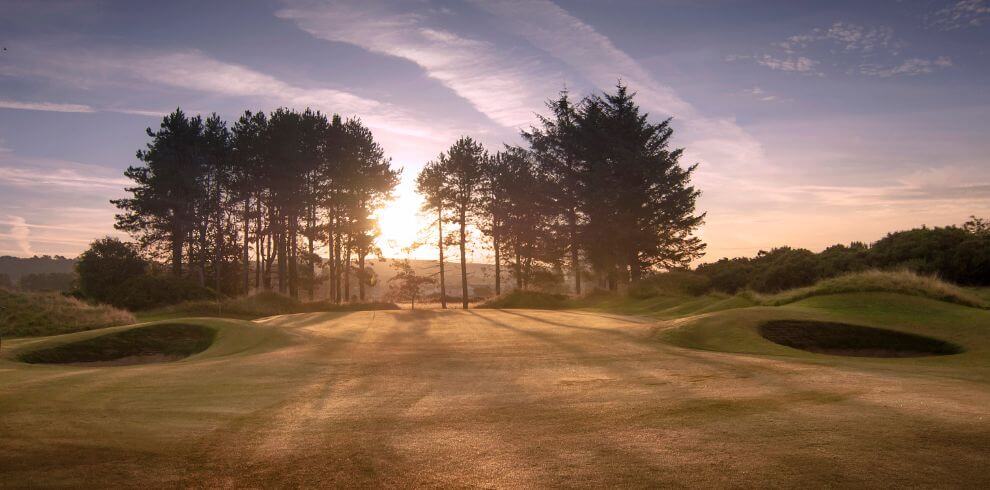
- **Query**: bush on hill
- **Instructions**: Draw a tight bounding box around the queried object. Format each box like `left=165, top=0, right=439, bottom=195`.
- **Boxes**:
left=0, top=289, right=135, bottom=338
left=477, top=290, right=570, bottom=309
left=698, top=218, right=990, bottom=294
left=627, top=270, right=711, bottom=298
left=144, top=291, right=399, bottom=319
left=115, top=274, right=217, bottom=310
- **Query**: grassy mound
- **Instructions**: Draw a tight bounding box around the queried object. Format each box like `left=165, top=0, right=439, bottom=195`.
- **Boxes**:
left=19, top=323, right=215, bottom=365
left=142, top=291, right=399, bottom=320
left=751, top=270, right=987, bottom=309
left=478, top=290, right=570, bottom=309
left=759, top=320, right=962, bottom=358
left=0, top=289, right=135, bottom=338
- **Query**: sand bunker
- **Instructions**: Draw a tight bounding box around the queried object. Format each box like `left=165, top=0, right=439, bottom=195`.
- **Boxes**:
left=20, top=323, right=216, bottom=366
left=759, top=320, right=962, bottom=358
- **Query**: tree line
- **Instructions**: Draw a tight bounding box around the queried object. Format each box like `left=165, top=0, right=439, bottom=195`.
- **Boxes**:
left=416, top=84, right=705, bottom=308
left=113, top=108, right=399, bottom=302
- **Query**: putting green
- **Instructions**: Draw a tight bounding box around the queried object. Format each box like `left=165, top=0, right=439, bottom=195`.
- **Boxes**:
left=1, top=300, right=989, bottom=487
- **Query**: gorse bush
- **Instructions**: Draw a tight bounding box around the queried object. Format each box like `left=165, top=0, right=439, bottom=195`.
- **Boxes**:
left=477, top=290, right=570, bottom=309
left=628, top=270, right=711, bottom=298
left=0, top=289, right=135, bottom=338
left=115, top=274, right=217, bottom=311
left=697, top=219, right=990, bottom=293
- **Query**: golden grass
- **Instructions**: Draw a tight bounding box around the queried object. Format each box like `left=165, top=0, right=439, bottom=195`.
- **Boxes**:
left=0, top=289, right=136, bottom=338
left=750, top=269, right=987, bottom=309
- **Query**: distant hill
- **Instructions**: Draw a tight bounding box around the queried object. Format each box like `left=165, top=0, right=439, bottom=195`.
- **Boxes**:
left=306, top=258, right=506, bottom=301
left=0, top=256, right=76, bottom=282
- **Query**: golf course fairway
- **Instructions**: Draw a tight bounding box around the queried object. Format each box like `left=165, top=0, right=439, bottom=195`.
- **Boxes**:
left=2, top=298, right=989, bottom=487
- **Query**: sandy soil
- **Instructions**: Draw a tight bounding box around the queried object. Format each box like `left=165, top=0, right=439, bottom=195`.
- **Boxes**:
left=1, top=309, right=988, bottom=487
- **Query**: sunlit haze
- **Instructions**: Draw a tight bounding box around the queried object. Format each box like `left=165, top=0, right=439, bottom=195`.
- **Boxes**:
left=1, top=0, right=989, bottom=261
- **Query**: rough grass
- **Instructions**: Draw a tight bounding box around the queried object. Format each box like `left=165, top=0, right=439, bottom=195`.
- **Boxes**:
left=0, top=289, right=135, bottom=338
left=749, top=270, right=987, bottom=309
left=141, top=291, right=398, bottom=320
left=476, top=290, right=570, bottom=309
left=19, top=323, right=216, bottom=365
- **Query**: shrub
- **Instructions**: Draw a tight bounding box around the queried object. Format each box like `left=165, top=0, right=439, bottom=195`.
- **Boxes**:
left=17, top=272, right=77, bottom=292
left=0, top=289, right=135, bottom=338
left=749, top=248, right=820, bottom=293
left=115, top=274, right=217, bottom=310
left=76, top=237, right=147, bottom=305
left=628, top=270, right=711, bottom=298
left=477, top=290, right=570, bottom=309
left=697, top=258, right=754, bottom=293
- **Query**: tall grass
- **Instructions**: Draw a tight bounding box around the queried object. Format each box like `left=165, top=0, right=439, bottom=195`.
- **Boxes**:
left=751, top=270, right=987, bottom=309
left=142, top=291, right=399, bottom=320
left=0, top=289, right=136, bottom=338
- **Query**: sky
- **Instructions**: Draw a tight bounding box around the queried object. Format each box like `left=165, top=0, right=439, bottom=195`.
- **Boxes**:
left=1, top=0, right=988, bottom=262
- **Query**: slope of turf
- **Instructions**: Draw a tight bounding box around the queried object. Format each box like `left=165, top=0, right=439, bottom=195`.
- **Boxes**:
left=658, top=292, right=990, bottom=378
left=2, top=308, right=988, bottom=487
left=19, top=323, right=216, bottom=365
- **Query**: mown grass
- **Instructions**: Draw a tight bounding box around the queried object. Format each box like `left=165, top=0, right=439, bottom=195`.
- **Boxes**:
left=139, top=291, right=398, bottom=321
left=748, top=269, right=987, bottom=309
left=0, top=289, right=135, bottom=338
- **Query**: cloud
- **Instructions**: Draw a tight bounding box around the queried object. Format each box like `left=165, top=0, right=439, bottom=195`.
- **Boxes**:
left=742, top=87, right=780, bottom=102
left=928, top=0, right=990, bottom=30
left=5, top=215, right=33, bottom=256
left=0, top=99, right=95, bottom=113
left=4, top=44, right=449, bottom=143
left=777, top=22, right=897, bottom=54
left=738, top=22, right=951, bottom=78
left=859, top=56, right=954, bottom=78
left=756, top=55, right=819, bottom=73
left=0, top=150, right=130, bottom=190
left=276, top=0, right=561, bottom=128
left=452, top=0, right=767, bottom=175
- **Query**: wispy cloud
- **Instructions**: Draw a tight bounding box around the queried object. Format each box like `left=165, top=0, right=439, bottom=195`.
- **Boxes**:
left=0, top=99, right=95, bottom=113
left=4, top=44, right=449, bottom=143
left=276, top=0, right=561, bottom=128
left=756, top=55, right=819, bottom=74
left=859, top=56, right=953, bottom=78
left=927, top=0, right=990, bottom=30
left=736, top=22, right=952, bottom=78
left=777, top=22, right=898, bottom=55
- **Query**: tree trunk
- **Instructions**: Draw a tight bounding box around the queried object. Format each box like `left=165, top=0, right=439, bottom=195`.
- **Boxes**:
left=438, top=210, right=447, bottom=309
left=569, top=210, right=581, bottom=295
left=358, top=251, right=366, bottom=302
left=171, top=222, right=184, bottom=276
left=493, top=222, right=501, bottom=296
left=242, top=198, right=250, bottom=295
left=459, top=208, right=469, bottom=309
left=307, top=206, right=315, bottom=301
left=343, top=238, right=351, bottom=302
left=288, top=214, right=299, bottom=299
left=515, top=245, right=523, bottom=291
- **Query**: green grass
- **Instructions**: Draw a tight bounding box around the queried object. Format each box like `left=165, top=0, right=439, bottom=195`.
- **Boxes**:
left=1, top=307, right=988, bottom=486
left=139, top=291, right=398, bottom=321
left=0, top=289, right=135, bottom=338
left=659, top=292, right=990, bottom=379
left=750, top=269, right=987, bottom=309
left=19, top=323, right=216, bottom=365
